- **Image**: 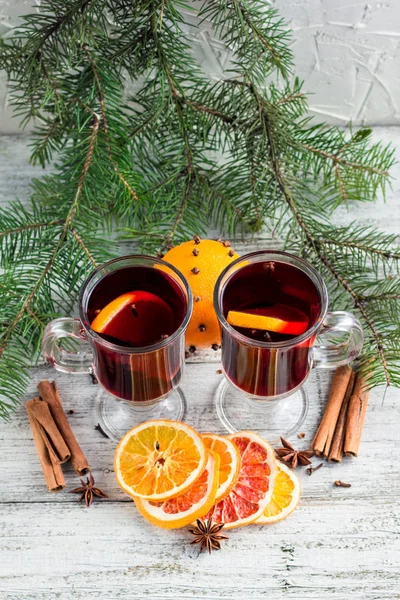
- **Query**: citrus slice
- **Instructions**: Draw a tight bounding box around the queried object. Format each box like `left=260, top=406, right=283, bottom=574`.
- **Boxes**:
left=114, top=420, right=207, bottom=501
left=91, top=290, right=174, bottom=346
left=227, top=304, right=309, bottom=336
left=203, top=431, right=277, bottom=529
left=202, top=433, right=241, bottom=502
left=134, top=451, right=220, bottom=529
left=255, top=462, right=301, bottom=525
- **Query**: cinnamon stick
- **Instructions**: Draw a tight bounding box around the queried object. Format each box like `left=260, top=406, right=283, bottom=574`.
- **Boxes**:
left=37, top=380, right=90, bottom=475
left=312, top=365, right=354, bottom=457
left=25, top=398, right=70, bottom=464
left=328, top=370, right=356, bottom=462
left=25, top=399, right=65, bottom=491
left=343, top=375, right=370, bottom=457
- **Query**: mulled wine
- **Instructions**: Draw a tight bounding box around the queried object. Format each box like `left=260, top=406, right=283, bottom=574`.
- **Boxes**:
left=85, top=266, right=187, bottom=402
left=221, top=260, right=321, bottom=397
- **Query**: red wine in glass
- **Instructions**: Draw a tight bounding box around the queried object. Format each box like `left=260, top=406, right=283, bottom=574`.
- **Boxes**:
left=221, top=260, right=321, bottom=397
left=85, top=266, right=187, bottom=403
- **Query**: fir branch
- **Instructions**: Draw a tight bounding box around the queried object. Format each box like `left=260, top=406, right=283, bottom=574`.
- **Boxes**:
left=301, top=141, right=391, bottom=178
left=70, top=229, right=98, bottom=267
left=254, top=87, right=393, bottom=387
left=0, top=218, right=63, bottom=239
left=321, top=233, right=400, bottom=261
left=82, top=43, right=139, bottom=202
left=0, top=0, right=398, bottom=417
left=0, top=117, right=99, bottom=360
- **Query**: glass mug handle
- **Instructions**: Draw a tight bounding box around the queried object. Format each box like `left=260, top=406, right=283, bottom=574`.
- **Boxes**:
left=313, top=311, right=364, bottom=369
left=42, top=318, right=93, bottom=374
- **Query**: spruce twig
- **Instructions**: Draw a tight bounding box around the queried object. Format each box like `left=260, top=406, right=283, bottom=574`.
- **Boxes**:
left=0, top=0, right=398, bottom=417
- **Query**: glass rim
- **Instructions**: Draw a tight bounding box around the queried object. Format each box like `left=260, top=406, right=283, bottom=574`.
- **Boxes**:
left=78, top=254, right=192, bottom=354
left=214, top=250, right=328, bottom=349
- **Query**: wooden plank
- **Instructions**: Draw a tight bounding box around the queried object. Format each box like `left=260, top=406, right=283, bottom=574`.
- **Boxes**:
left=0, top=499, right=399, bottom=599
left=0, top=364, right=399, bottom=502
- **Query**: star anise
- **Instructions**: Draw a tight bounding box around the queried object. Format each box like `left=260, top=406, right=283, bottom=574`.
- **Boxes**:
left=70, top=473, right=108, bottom=507
left=188, top=519, right=228, bottom=554
left=275, top=437, right=314, bottom=468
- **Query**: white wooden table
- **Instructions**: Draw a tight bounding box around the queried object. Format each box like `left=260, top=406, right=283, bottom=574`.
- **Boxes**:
left=1, top=131, right=400, bottom=599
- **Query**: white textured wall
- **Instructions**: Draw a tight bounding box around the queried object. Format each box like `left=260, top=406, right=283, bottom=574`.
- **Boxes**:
left=1, top=0, right=400, bottom=132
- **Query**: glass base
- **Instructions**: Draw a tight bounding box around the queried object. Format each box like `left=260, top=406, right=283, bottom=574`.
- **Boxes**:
left=215, top=378, right=309, bottom=444
left=95, top=387, right=187, bottom=443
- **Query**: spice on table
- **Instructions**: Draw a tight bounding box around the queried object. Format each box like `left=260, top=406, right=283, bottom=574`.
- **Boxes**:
left=328, top=369, right=357, bottom=462
left=37, top=380, right=90, bottom=475
left=25, top=399, right=66, bottom=492
left=334, top=480, right=351, bottom=488
left=312, top=365, right=354, bottom=457
left=70, top=473, right=108, bottom=507
left=89, top=371, right=98, bottom=385
left=94, top=423, right=109, bottom=439
left=297, top=432, right=305, bottom=439
left=275, top=437, right=314, bottom=468
left=188, top=519, right=228, bottom=554
left=306, top=463, right=323, bottom=476
left=343, top=375, right=370, bottom=457
left=25, top=398, right=70, bottom=465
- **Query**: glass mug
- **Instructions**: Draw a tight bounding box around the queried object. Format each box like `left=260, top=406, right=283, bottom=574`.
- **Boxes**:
left=42, top=255, right=192, bottom=441
left=213, top=250, right=364, bottom=439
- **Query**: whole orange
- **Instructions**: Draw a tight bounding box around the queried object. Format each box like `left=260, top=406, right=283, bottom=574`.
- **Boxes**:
left=163, top=238, right=239, bottom=349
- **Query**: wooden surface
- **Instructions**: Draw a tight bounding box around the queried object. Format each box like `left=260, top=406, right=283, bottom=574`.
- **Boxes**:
left=1, top=132, right=400, bottom=599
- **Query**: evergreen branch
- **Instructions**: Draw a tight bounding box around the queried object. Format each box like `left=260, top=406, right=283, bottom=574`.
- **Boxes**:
left=183, top=98, right=236, bottom=125
left=70, top=229, right=98, bottom=267
left=0, top=0, right=398, bottom=417
left=277, top=92, right=306, bottom=106
left=82, top=43, right=139, bottom=202
left=254, top=85, right=392, bottom=386
left=0, top=117, right=99, bottom=359
left=366, top=293, right=400, bottom=301
left=0, top=218, right=63, bottom=239
left=233, top=0, right=284, bottom=69
left=322, top=237, right=400, bottom=261
left=30, top=116, right=61, bottom=166
left=301, top=141, right=390, bottom=177
left=29, top=0, right=94, bottom=54
left=163, top=174, right=194, bottom=248
left=334, top=164, right=347, bottom=204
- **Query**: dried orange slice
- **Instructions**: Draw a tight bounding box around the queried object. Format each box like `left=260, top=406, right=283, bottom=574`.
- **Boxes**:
left=91, top=290, right=174, bottom=346
left=134, top=451, right=220, bottom=529
left=227, top=304, right=309, bottom=336
left=202, top=433, right=241, bottom=502
left=204, top=431, right=277, bottom=529
left=114, top=420, right=207, bottom=501
left=255, top=462, right=301, bottom=525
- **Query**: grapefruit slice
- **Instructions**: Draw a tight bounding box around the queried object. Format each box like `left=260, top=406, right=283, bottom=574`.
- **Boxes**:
left=91, top=290, right=174, bottom=346
left=227, top=304, right=309, bottom=336
left=114, top=420, right=207, bottom=501
left=134, top=451, right=220, bottom=529
left=203, top=431, right=277, bottom=529
left=202, top=433, right=241, bottom=502
left=255, top=462, right=301, bottom=525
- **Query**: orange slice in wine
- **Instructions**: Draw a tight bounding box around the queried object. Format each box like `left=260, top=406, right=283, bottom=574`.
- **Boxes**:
left=203, top=431, right=277, bottom=529
left=91, top=290, right=174, bottom=345
left=227, top=304, right=309, bottom=336
left=134, top=451, right=220, bottom=529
